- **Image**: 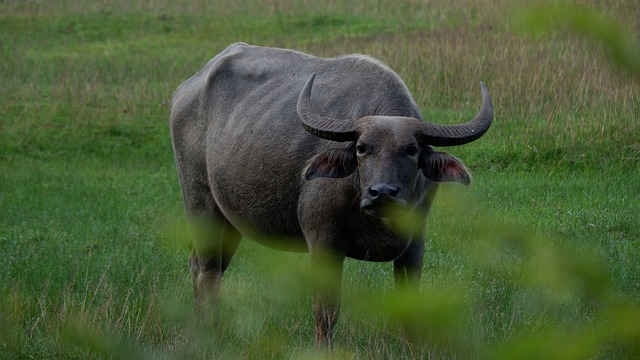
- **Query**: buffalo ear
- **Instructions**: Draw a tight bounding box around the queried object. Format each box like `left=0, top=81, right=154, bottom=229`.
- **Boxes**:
left=304, top=148, right=357, bottom=180
left=420, top=150, right=472, bottom=185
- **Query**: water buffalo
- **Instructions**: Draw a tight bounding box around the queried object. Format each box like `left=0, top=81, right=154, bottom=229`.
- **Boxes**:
left=170, top=42, right=493, bottom=344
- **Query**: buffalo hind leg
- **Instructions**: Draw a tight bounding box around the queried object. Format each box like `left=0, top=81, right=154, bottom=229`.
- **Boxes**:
left=174, top=155, right=241, bottom=320
left=189, top=214, right=241, bottom=320
left=310, top=250, right=345, bottom=345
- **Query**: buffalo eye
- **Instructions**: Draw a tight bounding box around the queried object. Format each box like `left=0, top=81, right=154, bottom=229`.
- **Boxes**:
left=406, top=145, right=419, bottom=157
left=356, top=144, right=367, bottom=155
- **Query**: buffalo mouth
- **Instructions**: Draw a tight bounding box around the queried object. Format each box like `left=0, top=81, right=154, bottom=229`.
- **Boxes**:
left=360, top=198, right=408, bottom=219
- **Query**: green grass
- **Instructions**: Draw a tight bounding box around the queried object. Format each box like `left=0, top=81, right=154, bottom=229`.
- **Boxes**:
left=1, top=0, right=639, bottom=358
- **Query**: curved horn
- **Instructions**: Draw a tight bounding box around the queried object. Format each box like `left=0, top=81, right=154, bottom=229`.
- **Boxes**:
left=297, top=74, right=357, bottom=142
left=421, top=82, right=493, bottom=147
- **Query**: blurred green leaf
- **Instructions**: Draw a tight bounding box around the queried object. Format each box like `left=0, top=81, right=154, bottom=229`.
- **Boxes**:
left=62, top=319, right=172, bottom=360
left=365, top=287, right=468, bottom=347
left=518, top=2, right=640, bottom=77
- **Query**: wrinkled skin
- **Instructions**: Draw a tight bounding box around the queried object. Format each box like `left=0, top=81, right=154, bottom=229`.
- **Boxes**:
left=170, top=43, right=492, bottom=344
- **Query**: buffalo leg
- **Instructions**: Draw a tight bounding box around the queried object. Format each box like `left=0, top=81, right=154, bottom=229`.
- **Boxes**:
left=393, top=238, right=424, bottom=290
left=174, top=149, right=242, bottom=317
left=310, top=251, right=345, bottom=345
left=188, top=213, right=241, bottom=317
left=394, top=238, right=425, bottom=342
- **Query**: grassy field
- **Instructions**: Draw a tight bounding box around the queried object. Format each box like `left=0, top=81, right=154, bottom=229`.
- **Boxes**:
left=1, top=0, right=639, bottom=358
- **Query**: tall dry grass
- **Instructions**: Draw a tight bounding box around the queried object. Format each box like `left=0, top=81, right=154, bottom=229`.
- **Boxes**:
left=290, top=2, right=639, bottom=170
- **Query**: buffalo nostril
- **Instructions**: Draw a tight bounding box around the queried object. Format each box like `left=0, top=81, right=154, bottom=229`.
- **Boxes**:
left=369, top=184, right=400, bottom=199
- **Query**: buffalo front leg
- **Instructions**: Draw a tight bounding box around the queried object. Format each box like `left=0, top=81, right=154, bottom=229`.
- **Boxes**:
left=393, top=238, right=424, bottom=290
left=310, top=251, right=345, bottom=345
left=189, top=217, right=241, bottom=319
left=393, top=238, right=426, bottom=343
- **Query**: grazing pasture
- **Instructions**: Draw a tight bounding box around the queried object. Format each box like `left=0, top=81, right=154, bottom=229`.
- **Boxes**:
left=1, top=0, right=638, bottom=358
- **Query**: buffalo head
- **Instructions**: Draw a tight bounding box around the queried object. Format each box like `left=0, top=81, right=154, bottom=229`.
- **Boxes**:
left=297, top=74, right=493, bottom=217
